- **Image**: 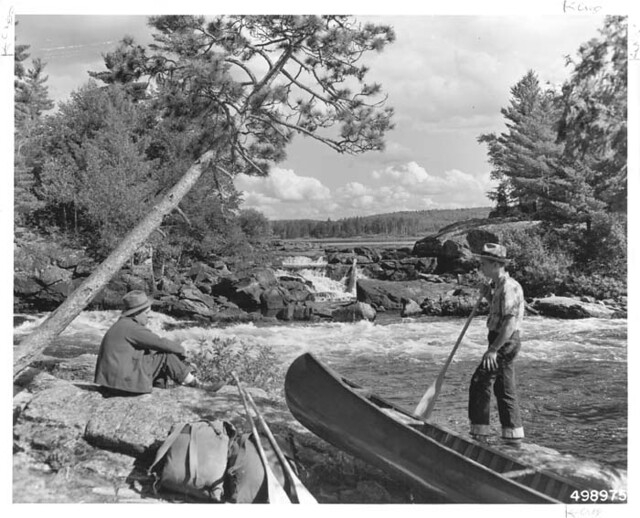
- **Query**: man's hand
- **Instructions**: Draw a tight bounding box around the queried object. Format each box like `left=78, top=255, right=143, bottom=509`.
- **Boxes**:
left=481, top=350, right=498, bottom=371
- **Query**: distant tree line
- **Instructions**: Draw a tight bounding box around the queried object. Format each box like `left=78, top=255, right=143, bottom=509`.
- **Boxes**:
left=270, top=207, right=490, bottom=239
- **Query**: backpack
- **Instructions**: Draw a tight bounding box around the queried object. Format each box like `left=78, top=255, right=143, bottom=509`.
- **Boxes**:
left=149, top=419, right=236, bottom=502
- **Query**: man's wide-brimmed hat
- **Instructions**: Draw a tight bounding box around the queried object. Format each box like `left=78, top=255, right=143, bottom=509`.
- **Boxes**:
left=122, top=290, right=153, bottom=316
left=474, top=243, right=509, bottom=264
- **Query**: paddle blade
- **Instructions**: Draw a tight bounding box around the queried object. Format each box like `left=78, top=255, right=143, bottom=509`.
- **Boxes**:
left=414, top=383, right=436, bottom=417
left=265, top=464, right=293, bottom=504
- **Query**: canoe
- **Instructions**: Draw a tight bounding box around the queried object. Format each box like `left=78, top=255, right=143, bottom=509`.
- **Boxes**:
left=284, top=352, right=590, bottom=504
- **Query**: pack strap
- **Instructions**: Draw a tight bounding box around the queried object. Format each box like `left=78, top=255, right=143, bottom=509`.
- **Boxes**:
left=148, top=422, right=189, bottom=474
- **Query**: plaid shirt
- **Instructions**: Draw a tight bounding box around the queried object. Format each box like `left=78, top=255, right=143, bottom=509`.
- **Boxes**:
left=487, top=273, right=524, bottom=333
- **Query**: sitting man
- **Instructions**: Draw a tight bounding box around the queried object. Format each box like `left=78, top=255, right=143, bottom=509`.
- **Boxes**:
left=94, top=290, right=220, bottom=395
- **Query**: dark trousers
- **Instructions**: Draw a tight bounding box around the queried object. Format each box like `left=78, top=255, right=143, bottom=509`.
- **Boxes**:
left=148, top=351, right=191, bottom=388
left=468, top=331, right=523, bottom=438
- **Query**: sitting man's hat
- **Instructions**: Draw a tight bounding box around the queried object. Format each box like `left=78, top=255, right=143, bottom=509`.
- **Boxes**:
left=475, top=243, right=509, bottom=264
left=122, top=290, right=153, bottom=316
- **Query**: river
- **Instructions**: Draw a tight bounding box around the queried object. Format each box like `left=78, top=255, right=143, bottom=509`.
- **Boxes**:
left=13, top=263, right=628, bottom=472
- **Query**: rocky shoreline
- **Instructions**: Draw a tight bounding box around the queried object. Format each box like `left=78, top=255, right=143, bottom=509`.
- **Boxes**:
left=14, top=352, right=627, bottom=503
left=13, top=220, right=627, bottom=503
left=13, top=221, right=627, bottom=324
left=13, top=355, right=434, bottom=503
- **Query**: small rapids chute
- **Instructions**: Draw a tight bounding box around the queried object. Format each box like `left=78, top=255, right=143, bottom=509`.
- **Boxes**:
left=276, top=255, right=357, bottom=302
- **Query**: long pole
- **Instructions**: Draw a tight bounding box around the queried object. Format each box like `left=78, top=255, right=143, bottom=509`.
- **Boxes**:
left=414, top=296, right=483, bottom=419
left=232, top=372, right=291, bottom=504
left=242, top=388, right=307, bottom=503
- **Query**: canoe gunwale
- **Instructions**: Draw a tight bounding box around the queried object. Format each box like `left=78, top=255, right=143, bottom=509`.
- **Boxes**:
left=285, top=353, right=590, bottom=504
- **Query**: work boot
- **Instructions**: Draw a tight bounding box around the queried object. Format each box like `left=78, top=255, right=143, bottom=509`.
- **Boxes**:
left=181, top=373, right=225, bottom=392
left=471, top=434, right=491, bottom=444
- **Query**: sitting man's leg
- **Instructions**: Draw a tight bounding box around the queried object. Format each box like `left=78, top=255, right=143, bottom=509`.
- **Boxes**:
left=148, top=351, right=192, bottom=387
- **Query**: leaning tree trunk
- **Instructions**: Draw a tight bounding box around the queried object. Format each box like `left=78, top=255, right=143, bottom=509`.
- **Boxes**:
left=13, top=151, right=215, bottom=380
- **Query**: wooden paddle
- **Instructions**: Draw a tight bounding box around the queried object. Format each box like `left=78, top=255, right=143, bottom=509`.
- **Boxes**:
left=242, top=387, right=318, bottom=504
left=232, top=372, right=292, bottom=504
left=414, top=295, right=483, bottom=420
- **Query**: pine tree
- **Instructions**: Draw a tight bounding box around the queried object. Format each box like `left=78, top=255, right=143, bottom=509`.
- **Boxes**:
left=558, top=15, right=627, bottom=213
left=16, top=15, right=396, bottom=376
left=478, top=71, right=566, bottom=216
left=15, top=42, right=54, bottom=223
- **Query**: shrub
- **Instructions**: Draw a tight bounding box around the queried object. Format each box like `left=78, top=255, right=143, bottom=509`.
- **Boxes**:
left=573, top=212, right=627, bottom=279
left=499, top=227, right=572, bottom=297
left=187, top=337, right=283, bottom=394
left=560, top=274, right=627, bottom=300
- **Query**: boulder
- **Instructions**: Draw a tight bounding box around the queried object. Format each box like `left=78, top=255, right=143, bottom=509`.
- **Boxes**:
left=14, top=275, right=42, bottom=296
left=157, top=277, right=181, bottom=295
left=436, top=240, right=477, bottom=274
left=171, top=298, right=215, bottom=318
left=357, top=279, right=457, bottom=310
left=531, top=296, right=616, bottom=319
left=279, top=278, right=314, bottom=303
left=261, top=286, right=288, bottom=312
left=466, top=228, right=500, bottom=253
left=400, top=298, right=422, bottom=318
left=211, top=268, right=279, bottom=312
left=412, top=236, right=443, bottom=258
left=37, top=264, right=73, bottom=287
left=332, top=302, right=376, bottom=322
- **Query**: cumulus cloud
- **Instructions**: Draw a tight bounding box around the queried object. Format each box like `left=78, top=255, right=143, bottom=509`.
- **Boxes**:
left=235, top=162, right=494, bottom=220
left=235, top=168, right=334, bottom=219
left=236, top=168, right=331, bottom=202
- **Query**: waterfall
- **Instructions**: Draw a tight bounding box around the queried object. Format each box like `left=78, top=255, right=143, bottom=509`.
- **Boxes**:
left=277, top=256, right=356, bottom=302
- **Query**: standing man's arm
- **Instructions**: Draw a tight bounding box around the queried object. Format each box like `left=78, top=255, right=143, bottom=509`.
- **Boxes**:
left=481, top=316, right=518, bottom=370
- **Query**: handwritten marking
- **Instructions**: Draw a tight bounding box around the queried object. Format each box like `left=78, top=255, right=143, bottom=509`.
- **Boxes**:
left=631, top=22, right=640, bottom=61
left=563, top=0, right=603, bottom=14
left=1, top=4, right=14, bottom=56
left=567, top=508, right=602, bottom=518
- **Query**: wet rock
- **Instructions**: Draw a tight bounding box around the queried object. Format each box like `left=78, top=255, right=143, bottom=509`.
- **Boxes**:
left=279, top=278, right=314, bottom=303
left=261, top=286, right=288, bottom=312
left=332, top=302, right=376, bottom=322
left=400, top=298, right=422, bottom=317
left=211, top=268, right=278, bottom=312
left=531, top=296, right=616, bottom=319
left=172, top=298, right=215, bottom=318
left=357, top=279, right=456, bottom=310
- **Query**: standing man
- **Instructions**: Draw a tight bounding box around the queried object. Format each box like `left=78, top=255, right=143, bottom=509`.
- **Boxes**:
left=469, top=243, right=525, bottom=444
left=95, top=290, right=220, bottom=395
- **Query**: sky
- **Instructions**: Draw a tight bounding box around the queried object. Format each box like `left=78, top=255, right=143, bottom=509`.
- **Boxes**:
left=10, top=5, right=620, bottom=221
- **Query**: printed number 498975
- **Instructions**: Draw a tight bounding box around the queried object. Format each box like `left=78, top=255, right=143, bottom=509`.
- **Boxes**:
left=570, top=489, right=627, bottom=502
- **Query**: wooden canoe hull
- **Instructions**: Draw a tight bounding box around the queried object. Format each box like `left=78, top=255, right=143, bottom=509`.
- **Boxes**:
left=285, top=353, right=583, bottom=504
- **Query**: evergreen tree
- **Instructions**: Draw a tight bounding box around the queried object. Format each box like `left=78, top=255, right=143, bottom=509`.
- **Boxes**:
left=36, top=83, right=156, bottom=253
left=478, top=71, right=566, bottom=216
left=14, top=37, right=54, bottom=223
left=16, top=15, right=397, bottom=375
left=558, top=15, right=627, bottom=213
